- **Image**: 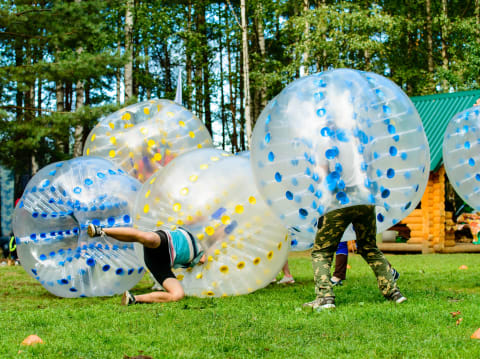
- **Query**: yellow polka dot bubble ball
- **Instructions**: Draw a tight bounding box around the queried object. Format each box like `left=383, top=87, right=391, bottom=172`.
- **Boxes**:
left=83, top=99, right=214, bottom=183
left=133, top=148, right=290, bottom=297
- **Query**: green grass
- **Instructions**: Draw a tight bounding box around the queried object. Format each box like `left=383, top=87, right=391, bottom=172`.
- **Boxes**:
left=1, top=253, right=480, bottom=358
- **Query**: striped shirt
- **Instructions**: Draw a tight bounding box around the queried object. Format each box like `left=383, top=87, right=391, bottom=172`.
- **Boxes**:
left=160, top=227, right=202, bottom=268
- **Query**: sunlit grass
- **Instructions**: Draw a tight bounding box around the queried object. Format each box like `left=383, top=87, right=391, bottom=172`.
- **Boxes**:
left=1, top=252, right=480, bottom=358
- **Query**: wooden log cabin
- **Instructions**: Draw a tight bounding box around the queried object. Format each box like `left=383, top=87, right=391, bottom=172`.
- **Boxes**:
left=378, top=90, right=480, bottom=253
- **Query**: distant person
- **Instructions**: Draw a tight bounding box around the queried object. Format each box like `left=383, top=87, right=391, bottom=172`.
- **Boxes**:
left=87, top=224, right=204, bottom=305
left=330, top=241, right=349, bottom=286
left=277, top=260, right=295, bottom=284
left=330, top=240, right=400, bottom=286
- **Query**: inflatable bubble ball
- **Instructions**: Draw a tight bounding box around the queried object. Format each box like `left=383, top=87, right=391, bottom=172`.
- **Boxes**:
left=443, top=106, right=480, bottom=210
left=13, top=157, right=143, bottom=298
left=133, top=148, right=290, bottom=297
left=251, top=69, right=430, bottom=238
left=84, top=99, right=214, bottom=182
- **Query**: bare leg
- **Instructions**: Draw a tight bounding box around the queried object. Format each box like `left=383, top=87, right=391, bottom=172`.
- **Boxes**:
left=102, top=227, right=160, bottom=248
left=282, top=261, right=292, bottom=277
left=134, top=278, right=185, bottom=303
left=277, top=260, right=295, bottom=284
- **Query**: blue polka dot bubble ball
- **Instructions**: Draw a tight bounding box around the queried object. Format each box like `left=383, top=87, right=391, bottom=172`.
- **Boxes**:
left=13, top=157, right=143, bottom=298
left=443, top=105, right=480, bottom=211
left=251, top=69, right=430, bottom=241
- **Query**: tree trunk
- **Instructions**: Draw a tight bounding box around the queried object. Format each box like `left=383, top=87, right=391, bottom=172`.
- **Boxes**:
left=476, top=0, right=480, bottom=45
left=15, top=40, right=23, bottom=121
left=319, top=0, right=327, bottom=71
left=185, top=1, right=193, bottom=110
left=254, top=2, right=267, bottom=121
left=194, top=2, right=204, bottom=123
left=73, top=9, right=84, bottom=159
left=163, top=43, right=173, bottom=96
left=116, top=14, right=122, bottom=105
left=302, top=0, right=310, bottom=76
left=196, top=1, right=212, bottom=135
left=406, top=9, right=414, bottom=94
left=440, top=0, right=449, bottom=90
left=25, top=43, right=38, bottom=174
left=220, top=4, right=226, bottom=150
left=124, top=0, right=134, bottom=101
left=145, top=44, right=151, bottom=100
left=425, top=0, right=434, bottom=75
left=73, top=77, right=84, bottom=157
left=238, top=49, right=245, bottom=151
left=55, top=47, right=67, bottom=154
left=37, top=78, right=42, bottom=118
left=65, top=82, right=72, bottom=111
left=240, top=0, right=252, bottom=146
left=226, top=11, right=238, bottom=152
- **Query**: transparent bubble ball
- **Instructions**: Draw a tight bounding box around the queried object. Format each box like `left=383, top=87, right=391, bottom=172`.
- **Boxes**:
left=251, top=69, right=430, bottom=240
left=84, top=99, right=214, bottom=182
left=13, top=157, right=143, bottom=298
left=443, top=106, right=480, bottom=211
left=134, top=148, right=290, bottom=297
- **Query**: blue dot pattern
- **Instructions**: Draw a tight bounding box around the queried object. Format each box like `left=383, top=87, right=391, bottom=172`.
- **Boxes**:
left=12, top=157, right=144, bottom=298
left=443, top=106, right=480, bottom=211
left=250, top=69, right=430, bottom=250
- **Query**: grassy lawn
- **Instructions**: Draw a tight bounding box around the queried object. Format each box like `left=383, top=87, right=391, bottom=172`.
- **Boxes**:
left=1, top=252, right=480, bottom=358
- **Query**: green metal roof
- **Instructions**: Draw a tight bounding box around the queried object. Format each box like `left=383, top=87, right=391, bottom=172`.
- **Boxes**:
left=410, top=90, right=480, bottom=172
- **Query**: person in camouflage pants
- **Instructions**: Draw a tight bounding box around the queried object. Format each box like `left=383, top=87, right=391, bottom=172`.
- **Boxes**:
left=304, top=205, right=407, bottom=311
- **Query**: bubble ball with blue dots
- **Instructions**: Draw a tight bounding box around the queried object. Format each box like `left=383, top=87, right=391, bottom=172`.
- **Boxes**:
left=443, top=105, right=480, bottom=211
left=251, top=69, right=430, bottom=240
left=13, top=157, right=143, bottom=298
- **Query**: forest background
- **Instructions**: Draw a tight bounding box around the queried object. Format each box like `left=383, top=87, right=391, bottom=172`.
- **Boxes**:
left=1, top=0, right=480, bottom=197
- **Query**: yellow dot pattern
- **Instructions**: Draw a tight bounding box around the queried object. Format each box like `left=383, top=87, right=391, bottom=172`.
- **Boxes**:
left=132, top=146, right=289, bottom=298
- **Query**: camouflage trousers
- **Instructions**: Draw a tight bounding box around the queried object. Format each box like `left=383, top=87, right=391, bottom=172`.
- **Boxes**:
left=311, top=205, right=398, bottom=299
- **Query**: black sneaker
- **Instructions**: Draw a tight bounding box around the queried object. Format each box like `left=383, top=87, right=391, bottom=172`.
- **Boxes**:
left=121, top=290, right=136, bottom=306
left=87, top=223, right=104, bottom=238
left=391, top=268, right=400, bottom=282
left=385, top=290, right=407, bottom=304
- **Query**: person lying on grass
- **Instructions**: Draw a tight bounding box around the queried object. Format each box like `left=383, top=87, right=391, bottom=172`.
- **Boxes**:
left=87, top=224, right=205, bottom=305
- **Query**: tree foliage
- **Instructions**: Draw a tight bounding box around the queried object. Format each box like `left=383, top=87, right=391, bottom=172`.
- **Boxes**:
left=1, top=0, right=480, bottom=190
